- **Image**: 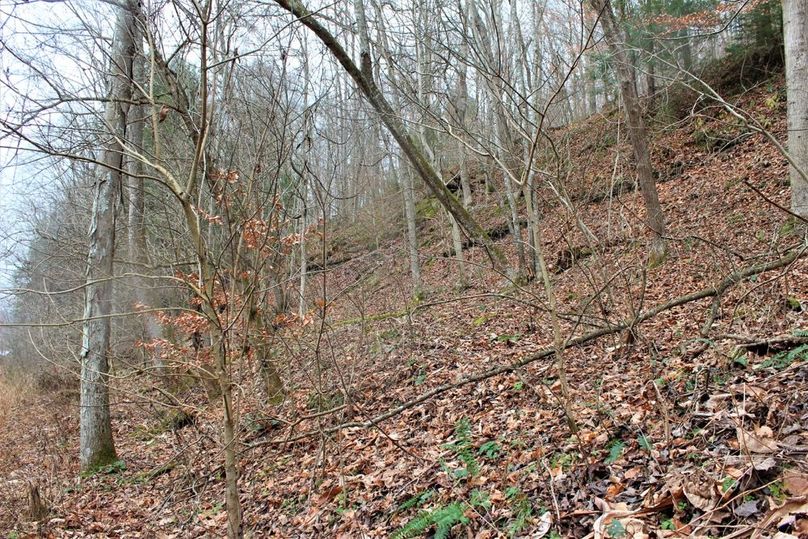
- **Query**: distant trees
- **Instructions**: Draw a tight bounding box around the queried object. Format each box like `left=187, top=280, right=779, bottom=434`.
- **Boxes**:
left=783, top=0, right=808, bottom=222
left=273, top=0, right=507, bottom=271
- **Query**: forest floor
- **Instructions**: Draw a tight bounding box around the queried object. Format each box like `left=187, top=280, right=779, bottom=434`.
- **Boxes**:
left=1, top=73, right=807, bottom=538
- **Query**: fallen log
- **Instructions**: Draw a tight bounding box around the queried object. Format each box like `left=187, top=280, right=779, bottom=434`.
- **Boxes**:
left=247, top=245, right=807, bottom=449
left=724, top=332, right=808, bottom=355
left=442, top=219, right=527, bottom=257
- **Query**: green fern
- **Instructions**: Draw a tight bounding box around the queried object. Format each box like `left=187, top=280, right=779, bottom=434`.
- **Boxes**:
left=443, top=417, right=480, bottom=479
left=392, top=511, right=433, bottom=539
left=398, top=489, right=435, bottom=512
left=761, top=343, right=808, bottom=370
left=392, top=502, right=469, bottom=539
left=506, top=489, right=533, bottom=537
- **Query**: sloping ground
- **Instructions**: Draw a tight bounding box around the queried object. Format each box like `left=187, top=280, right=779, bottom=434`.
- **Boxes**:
left=1, top=76, right=807, bottom=538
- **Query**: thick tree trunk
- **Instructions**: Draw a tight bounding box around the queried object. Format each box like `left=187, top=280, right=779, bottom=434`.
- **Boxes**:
left=80, top=0, right=138, bottom=472
left=590, top=0, right=667, bottom=261
left=783, top=0, right=808, bottom=221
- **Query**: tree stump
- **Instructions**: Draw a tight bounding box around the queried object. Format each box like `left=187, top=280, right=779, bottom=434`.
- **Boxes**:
left=26, top=482, right=48, bottom=521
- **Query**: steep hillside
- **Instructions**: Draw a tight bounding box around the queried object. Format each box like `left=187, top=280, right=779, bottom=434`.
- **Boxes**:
left=2, top=73, right=807, bottom=538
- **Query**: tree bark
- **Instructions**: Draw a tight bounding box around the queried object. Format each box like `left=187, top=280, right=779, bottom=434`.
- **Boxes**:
left=468, top=0, right=525, bottom=278
left=80, top=0, right=138, bottom=472
left=645, top=39, right=656, bottom=107
left=783, top=0, right=808, bottom=221
left=589, top=0, right=667, bottom=261
left=454, top=21, right=473, bottom=209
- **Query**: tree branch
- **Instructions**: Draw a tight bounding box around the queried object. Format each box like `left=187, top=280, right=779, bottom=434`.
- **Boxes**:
left=246, top=246, right=808, bottom=449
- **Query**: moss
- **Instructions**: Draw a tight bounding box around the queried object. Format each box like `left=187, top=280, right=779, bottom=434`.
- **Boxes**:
left=648, top=243, right=669, bottom=269
left=415, top=196, right=440, bottom=220
left=131, top=461, right=177, bottom=484
left=159, top=409, right=195, bottom=432
left=786, top=297, right=803, bottom=312
left=80, top=455, right=123, bottom=478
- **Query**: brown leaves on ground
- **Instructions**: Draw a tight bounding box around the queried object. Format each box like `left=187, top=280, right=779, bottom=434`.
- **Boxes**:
left=1, top=77, right=808, bottom=538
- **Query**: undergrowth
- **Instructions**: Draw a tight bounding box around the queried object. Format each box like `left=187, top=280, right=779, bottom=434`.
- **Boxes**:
left=393, top=417, right=544, bottom=537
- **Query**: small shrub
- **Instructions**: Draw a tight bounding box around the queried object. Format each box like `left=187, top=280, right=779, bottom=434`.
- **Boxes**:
left=442, top=417, right=480, bottom=479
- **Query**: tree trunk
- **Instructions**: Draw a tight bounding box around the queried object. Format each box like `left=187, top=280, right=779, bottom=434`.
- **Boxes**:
left=80, top=0, right=138, bottom=472
left=373, top=1, right=422, bottom=292
left=404, top=168, right=423, bottom=291
left=455, top=20, right=473, bottom=209
left=298, top=45, right=313, bottom=318
left=590, top=0, right=667, bottom=262
left=127, top=32, right=164, bottom=371
left=645, top=40, right=656, bottom=108
left=450, top=213, right=467, bottom=284
left=215, top=340, right=243, bottom=538
left=679, top=29, right=693, bottom=71
left=298, top=176, right=308, bottom=318
left=468, top=0, right=525, bottom=278
left=783, top=0, right=808, bottom=221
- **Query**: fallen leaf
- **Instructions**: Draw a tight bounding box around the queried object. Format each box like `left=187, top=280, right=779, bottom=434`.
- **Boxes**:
left=734, top=499, right=759, bottom=518
left=751, top=456, right=778, bottom=471
left=783, top=471, right=808, bottom=496
left=737, top=427, right=779, bottom=454
left=751, top=497, right=808, bottom=539
left=684, top=477, right=721, bottom=512
left=606, top=482, right=625, bottom=500
left=535, top=511, right=553, bottom=538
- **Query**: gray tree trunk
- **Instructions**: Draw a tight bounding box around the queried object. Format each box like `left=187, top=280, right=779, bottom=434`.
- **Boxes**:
left=783, top=0, right=808, bottom=221
left=80, top=0, right=138, bottom=472
left=403, top=167, right=422, bottom=290
left=469, top=0, right=525, bottom=278
left=298, top=43, right=313, bottom=318
left=590, top=0, right=667, bottom=261
left=455, top=20, right=473, bottom=209
left=412, top=0, right=466, bottom=281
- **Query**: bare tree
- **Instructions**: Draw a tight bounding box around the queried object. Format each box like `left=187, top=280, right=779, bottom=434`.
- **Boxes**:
left=274, top=0, right=506, bottom=270
left=373, top=0, right=423, bottom=292
left=79, top=0, right=139, bottom=471
left=588, top=0, right=667, bottom=262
